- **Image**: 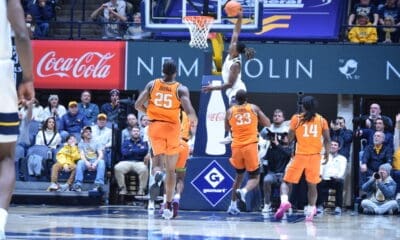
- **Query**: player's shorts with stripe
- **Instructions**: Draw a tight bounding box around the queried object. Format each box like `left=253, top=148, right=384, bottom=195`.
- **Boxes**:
left=148, top=121, right=180, bottom=156
left=0, top=59, right=19, bottom=143
left=230, top=142, right=259, bottom=172
left=283, top=154, right=322, bottom=184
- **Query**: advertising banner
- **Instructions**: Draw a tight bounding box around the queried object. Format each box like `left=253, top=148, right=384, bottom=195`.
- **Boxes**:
left=126, top=42, right=400, bottom=95
left=181, top=157, right=235, bottom=210
left=32, top=40, right=125, bottom=90
left=242, top=43, right=400, bottom=95
left=126, top=42, right=208, bottom=90
left=239, top=0, right=345, bottom=40
left=193, top=76, right=231, bottom=157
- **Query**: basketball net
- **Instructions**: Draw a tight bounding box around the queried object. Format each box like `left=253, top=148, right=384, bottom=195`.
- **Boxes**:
left=183, top=16, right=214, bottom=49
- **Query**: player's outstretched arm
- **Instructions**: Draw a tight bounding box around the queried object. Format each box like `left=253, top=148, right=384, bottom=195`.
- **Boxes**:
left=135, top=81, right=153, bottom=114
left=253, top=105, right=271, bottom=127
left=228, top=9, right=243, bottom=56
left=202, top=63, right=239, bottom=93
left=8, top=0, right=35, bottom=103
left=179, top=85, right=198, bottom=133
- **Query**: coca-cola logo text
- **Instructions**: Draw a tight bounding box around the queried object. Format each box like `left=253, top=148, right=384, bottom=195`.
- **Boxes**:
left=207, top=112, right=225, bottom=121
left=37, top=51, right=115, bottom=79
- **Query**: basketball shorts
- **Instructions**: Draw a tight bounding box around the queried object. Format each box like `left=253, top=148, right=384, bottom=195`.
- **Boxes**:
left=0, top=59, right=19, bottom=143
left=283, top=154, right=321, bottom=184
left=148, top=121, right=180, bottom=156
left=230, top=142, right=259, bottom=172
left=176, top=139, right=189, bottom=171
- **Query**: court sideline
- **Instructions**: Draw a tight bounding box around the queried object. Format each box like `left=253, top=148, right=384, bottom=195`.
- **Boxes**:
left=6, top=205, right=400, bottom=239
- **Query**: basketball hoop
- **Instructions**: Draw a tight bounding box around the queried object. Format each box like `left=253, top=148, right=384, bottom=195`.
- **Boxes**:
left=183, top=16, right=214, bottom=49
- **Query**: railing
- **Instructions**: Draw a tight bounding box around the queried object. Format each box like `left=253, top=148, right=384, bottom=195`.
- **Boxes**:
left=44, top=1, right=400, bottom=43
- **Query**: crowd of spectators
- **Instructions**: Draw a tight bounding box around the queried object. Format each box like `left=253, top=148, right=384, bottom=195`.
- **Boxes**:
left=17, top=0, right=400, bottom=42
left=17, top=89, right=150, bottom=194
left=348, top=0, right=400, bottom=43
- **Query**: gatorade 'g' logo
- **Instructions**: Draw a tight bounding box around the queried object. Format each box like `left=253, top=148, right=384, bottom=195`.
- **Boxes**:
left=204, top=167, right=225, bottom=188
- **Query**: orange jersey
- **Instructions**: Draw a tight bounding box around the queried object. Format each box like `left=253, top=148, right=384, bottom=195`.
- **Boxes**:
left=290, top=113, right=329, bottom=155
left=147, top=79, right=181, bottom=123
left=180, top=111, right=191, bottom=141
left=229, top=103, right=258, bottom=147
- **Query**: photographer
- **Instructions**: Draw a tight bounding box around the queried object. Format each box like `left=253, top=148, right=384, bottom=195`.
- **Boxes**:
left=360, top=131, right=393, bottom=185
left=360, top=163, right=398, bottom=215
left=259, top=109, right=292, bottom=213
left=261, top=131, right=293, bottom=213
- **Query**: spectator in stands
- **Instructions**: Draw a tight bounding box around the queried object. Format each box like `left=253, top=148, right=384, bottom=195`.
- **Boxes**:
left=361, top=163, right=398, bottom=214
left=125, top=0, right=141, bottom=14
left=42, top=94, right=66, bottom=123
left=317, top=139, right=347, bottom=215
left=330, top=116, right=353, bottom=160
left=125, top=12, right=151, bottom=40
left=348, top=13, right=378, bottom=43
left=357, top=117, right=394, bottom=149
left=35, top=117, right=61, bottom=150
left=379, top=16, right=399, bottom=42
left=47, top=135, right=80, bottom=192
left=77, top=90, right=99, bottom=125
left=359, top=103, right=393, bottom=130
left=378, top=0, right=400, bottom=24
left=139, top=114, right=149, bottom=138
left=348, top=0, right=379, bottom=26
left=392, top=113, right=400, bottom=193
left=72, top=126, right=106, bottom=192
left=121, top=113, right=139, bottom=143
left=58, top=101, right=90, bottom=142
left=91, top=113, right=112, bottom=169
left=115, top=126, right=149, bottom=195
left=25, top=13, right=35, bottom=39
left=28, top=0, right=54, bottom=38
left=19, top=98, right=44, bottom=122
left=17, top=101, right=33, bottom=147
left=90, top=2, right=127, bottom=39
left=360, top=131, right=393, bottom=185
left=104, top=0, right=126, bottom=18
left=101, top=89, right=121, bottom=124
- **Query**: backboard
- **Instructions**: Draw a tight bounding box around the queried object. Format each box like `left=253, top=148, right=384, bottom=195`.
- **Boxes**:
left=141, top=0, right=263, bottom=32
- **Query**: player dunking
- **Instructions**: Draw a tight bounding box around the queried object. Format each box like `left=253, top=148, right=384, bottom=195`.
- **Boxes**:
left=274, top=96, right=331, bottom=221
left=202, top=9, right=255, bottom=143
left=135, top=60, right=197, bottom=219
left=226, top=90, right=270, bottom=215
left=0, top=0, right=35, bottom=238
left=202, top=10, right=254, bottom=104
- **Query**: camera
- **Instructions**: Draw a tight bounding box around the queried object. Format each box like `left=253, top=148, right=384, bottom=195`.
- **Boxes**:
left=373, top=172, right=381, bottom=180
left=264, top=129, right=288, bottom=144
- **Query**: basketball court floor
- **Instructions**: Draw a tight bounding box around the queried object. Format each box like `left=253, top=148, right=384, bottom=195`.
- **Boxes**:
left=5, top=204, right=400, bottom=239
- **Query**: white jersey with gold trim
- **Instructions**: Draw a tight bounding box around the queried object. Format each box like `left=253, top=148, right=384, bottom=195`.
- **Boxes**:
left=221, top=54, right=246, bottom=102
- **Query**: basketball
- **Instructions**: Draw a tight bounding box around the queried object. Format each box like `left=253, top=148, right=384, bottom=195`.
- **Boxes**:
left=224, top=1, right=241, bottom=17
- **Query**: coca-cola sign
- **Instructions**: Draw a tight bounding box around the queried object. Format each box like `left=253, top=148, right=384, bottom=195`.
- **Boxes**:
left=207, top=112, right=225, bottom=121
left=32, top=40, right=125, bottom=90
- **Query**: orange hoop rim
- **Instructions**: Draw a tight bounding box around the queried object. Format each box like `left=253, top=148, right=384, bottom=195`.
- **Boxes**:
left=183, top=16, right=214, bottom=29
